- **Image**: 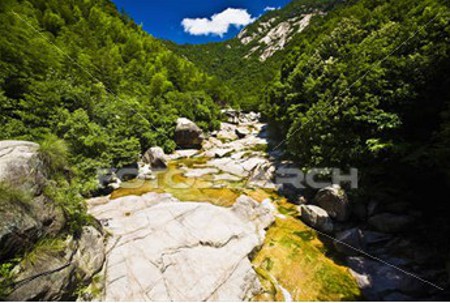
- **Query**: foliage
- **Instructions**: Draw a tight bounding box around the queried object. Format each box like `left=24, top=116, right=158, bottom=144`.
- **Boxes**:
left=0, top=0, right=230, bottom=187
left=261, top=0, right=450, bottom=239
left=38, top=133, right=69, bottom=177
left=167, top=0, right=341, bottom=111
left=0, top=182, right=33, bottom=209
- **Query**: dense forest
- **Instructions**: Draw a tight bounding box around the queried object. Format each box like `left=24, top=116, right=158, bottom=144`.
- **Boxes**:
left=261, top=0, right=450, bottom=245
left=173, top=0, right=450, bottom=247
left=0, top=0, right=235, bottom=193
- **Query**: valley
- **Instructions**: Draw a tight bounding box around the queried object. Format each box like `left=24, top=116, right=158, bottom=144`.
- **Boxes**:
left=0, top=0, right=449, bottom=301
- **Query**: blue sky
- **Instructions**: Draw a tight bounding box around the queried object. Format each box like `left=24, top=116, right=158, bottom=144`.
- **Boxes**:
left=111, top=0, right=292, bottom=44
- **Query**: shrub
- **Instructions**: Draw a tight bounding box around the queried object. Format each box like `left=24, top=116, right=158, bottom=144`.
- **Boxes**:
left=38, top=134, right=69, bottom=178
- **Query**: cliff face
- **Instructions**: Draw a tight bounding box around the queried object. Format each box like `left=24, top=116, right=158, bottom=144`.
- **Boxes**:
left=0, top=141, right=105, bottom=300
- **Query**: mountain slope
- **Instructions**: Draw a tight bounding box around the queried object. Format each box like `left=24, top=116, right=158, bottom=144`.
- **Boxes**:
left=167, top=0, right=345, bottom=110
left=0, top=0, right=233, bottom=188
left=262, top=0, right=450, bottom=250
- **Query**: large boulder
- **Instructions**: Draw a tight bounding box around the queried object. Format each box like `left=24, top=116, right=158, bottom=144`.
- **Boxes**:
left=0, top=141, right=65, bottom=260
left=299, top=205, right=333, bottom=233
left=368, top=213, right=414, bottom=233
left=315, top=184, right=350, bottom=222
left=7, top=226, right=105, bottom=301
left=0, top=141, right=44, bottom=193
left=87, top=193, right=274, bottom=301
left=142, top=146, right=167, bottom=170
left=174, top=118, right=204, bottom=148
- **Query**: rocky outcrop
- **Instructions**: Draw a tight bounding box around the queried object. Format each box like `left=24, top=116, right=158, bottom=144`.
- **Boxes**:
left=87, top=193, right=274, bottom=301
left=7, top=226, right=105, bottom=301
left=299, top=205, right=333, bottom=233
left=142, top=146, right=167, bottom=170
left=0, top=140, right=105, bottom=300
left=238, top=14, right=315, bottom=61
left=0, top=141, right=44, bottom=193
left=174, top=118, right=204, bottom=148
left=315, top=184, right=350, bottom=222
left=0, top=141, right=65, bottom=260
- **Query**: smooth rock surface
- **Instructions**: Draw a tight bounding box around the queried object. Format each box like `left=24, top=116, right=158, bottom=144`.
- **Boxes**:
left=87, top=193, right=274, bottom=301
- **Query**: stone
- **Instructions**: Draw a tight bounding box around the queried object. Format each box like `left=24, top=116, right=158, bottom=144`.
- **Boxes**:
left=137, top=163, right=154, bottom=180
left=183, top=167, right=219, bottom=178
left=0, top=141, right=65, bottom=260
left=0, top=140, right=44, bottom=194
left=202, top=148, right=233, bottom=158
left=247, top=162, right=276, bottom=189
left=347, top=256, right=427, bottom=300
left=87, top=193, right=274, bottom=301
left=174, top=118, right=204, bottom=148
left=235, top=127, right=250, bottom=139
left=315, top=184, right=350, bottom=222
left=299, top=205, right=333, bottom=233
left=221, top=109, right=240, bottom=124
left=142, top=146, right=167, bottom=170
left=207, top=158, right=247, bottom=177
left=7, top=226, right=105, bottom=301
left=334, top=228, right=364, bottom=256
left=168, top=149, right=199, bottom=160
left=368, top=213, right=414, bottom=233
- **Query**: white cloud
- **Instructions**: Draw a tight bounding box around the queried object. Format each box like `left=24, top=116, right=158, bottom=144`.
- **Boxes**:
left=181, top=8, right=255, bottom=37
left=264, top=6, right=279, bottom=12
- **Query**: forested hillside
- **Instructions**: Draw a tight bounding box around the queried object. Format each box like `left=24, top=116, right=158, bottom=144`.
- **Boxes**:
left=167, top=0, right=344, bottom=110
left=0, top=0, right=233, bottom=191
left=262, top=0, right=450, bottom=243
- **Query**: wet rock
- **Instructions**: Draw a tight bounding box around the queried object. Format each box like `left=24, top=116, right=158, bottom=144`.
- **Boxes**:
left=87, top=193, right=274, bottom=301
left=368, top=213, right=414, bottom=233
left=315, top=184, right=350, bottom=222
left=299, top=205, right=333, bottom=233
left=142, top=146, right=167, bottom=170
left=174, top=118, right=204, bottom=148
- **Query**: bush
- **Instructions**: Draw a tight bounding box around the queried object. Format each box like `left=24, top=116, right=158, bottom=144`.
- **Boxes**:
left=38, top=134, right=69, bottom=178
